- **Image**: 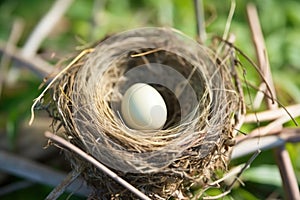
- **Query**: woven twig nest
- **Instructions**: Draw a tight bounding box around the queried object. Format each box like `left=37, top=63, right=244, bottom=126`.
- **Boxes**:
left=43, top=27, right=241, bottom=199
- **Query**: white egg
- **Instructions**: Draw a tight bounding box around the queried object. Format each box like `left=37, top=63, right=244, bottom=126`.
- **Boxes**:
left=121, top=83, right=167, bottom=130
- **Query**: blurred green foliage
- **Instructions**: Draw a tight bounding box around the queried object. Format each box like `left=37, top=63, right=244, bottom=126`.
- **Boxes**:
left=0, top=0, right=299, bottom=199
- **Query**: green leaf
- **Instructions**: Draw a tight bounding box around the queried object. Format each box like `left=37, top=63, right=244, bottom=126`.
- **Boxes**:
left=265, top=30, right=286, bottom=69
left=286, top=1, right=300, bottom=26
left=284, top=29, right=300, bottom=69
left=242, top=165, right=282, bottom=186
left=255, top=0, right=287, bottom=34
left=203, top=188, right=233, bottom=200
left=231, top=187, right=260, bottom=200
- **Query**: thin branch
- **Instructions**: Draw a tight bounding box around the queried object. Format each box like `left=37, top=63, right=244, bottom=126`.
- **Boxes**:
left=247, top=4, right=276, bottom=108
left=232, top=128, right=300, bottom=159
left=207, top=164, right=246, bottom=186
left=46, top=170, right=81, bottom=200
left=6, top=0, right=73, bottom=83
left=274, top=145, right=300, bottom=200
left=228, top=150, right=260, bottom=187
left=232, top=135, right=284, bottom=159
left=214, top=36, right=275, bottom=102
left=222, top=0, right=236, bottom=42
left=237, top=107, right=300, bottom=143
left=241, top=80, right=298, bottom=126
left=0, top=42, right=52, bottom=78
left=215, top=0, right=236, bottom=57
left=44, top=131, right=151, bottom=200
left=247, top=3, right=300, bottom=199
left=244, top=104, right=300, bottom=123
left=21, top=0, right=74, bottom=58
left=193, top=0, right=206, bottom=43
left=0, top=18, right=24, bottom=95
left=0, top=150, right=91, bottom=197
left=252, top=82, right=266, bottom=109
left=203, top=151, right=260, bottom=200
left=227, top=33, right=246, bottom=137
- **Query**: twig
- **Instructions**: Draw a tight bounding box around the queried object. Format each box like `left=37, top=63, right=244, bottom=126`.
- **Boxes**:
left=232, top=128, right=300, bottom=159
left=228, top=150, right=260, bottom=185
left=0, top=43, right=52, bottom=78
left=0, top=150, right=91, bottom=197
left=274, top=145, right=300, bottom=200
left=237, top=107, right=300, bottom=143
left=193, top=0, right=206, bottom=43
left=252, top=82, right=266, bottom=109
left=0, top=18, right=24, bottom=95
left=207, top=164, right=246, bottom=186
left=214, top=37, right=275, bottom=102
left=46, top=170, right=81, bottom=200
left=227, top=33, right=246, bottom=137
left=203, top=151, right=260, bottom=200
left=222, top=0, right=236, bottom=42
left=247, top=4, right=276, bottom=107
left=21, top=0, right=74, bottom=57
left=244, top=104, right=300, bottom=123
left=241, top=80, right=298, bottom=126
left=44, top=131, right=151, bottom=200
left=7, top=0, right=73, bottom=83
left=247, top=3, right=300, bottom=199
left=280, top=128, right=300, bottom=143
left=233, top=135, right=283, bottom=159
left=215, top=0, right=236, bottom=57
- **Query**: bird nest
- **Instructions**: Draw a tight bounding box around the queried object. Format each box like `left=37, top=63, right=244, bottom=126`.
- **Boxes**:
left=40, top=27, right=242, bottom=199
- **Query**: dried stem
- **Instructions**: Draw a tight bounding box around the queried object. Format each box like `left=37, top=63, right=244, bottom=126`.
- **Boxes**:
left=45, top=170, right=81, bottom=200
left=44, top=131, right=151, bottom=200
left=232, top=128, right=300, bottom=159
left=0, top=42, right=52, bottom=78
left=6, top=0, right=73, bottom=83
left=207, top=164, right=246, bottom=187
left=252, top=82, right=266, bottom=109
left=0, top=19, right=24, bottom=95
left=247, top=3, right=300, bottom=199
left=0, top=150, right=90, bottom=196
left=222, top=0, right=236, bottom=42
left=244, top=104, right=300, bottom=123
left=274, top=145, right=300, bottom=200
left=215, top=0, right=236, bottom=58
left=21, top=0, right=74, bottom=57
left=247, top=4, right=276, bottom=107
left=236, top=107, right=300, bottom=143
left=193, top=0, right=206, bottom=43
left=203, top=151, right=260, bottom=200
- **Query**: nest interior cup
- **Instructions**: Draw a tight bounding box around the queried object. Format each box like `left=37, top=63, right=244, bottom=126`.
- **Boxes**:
left=66, top=27, right=239, bottom=175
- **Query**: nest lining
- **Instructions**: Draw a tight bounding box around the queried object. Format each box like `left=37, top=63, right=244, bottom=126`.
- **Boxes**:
left=45, top=27, right=241, bottom=199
